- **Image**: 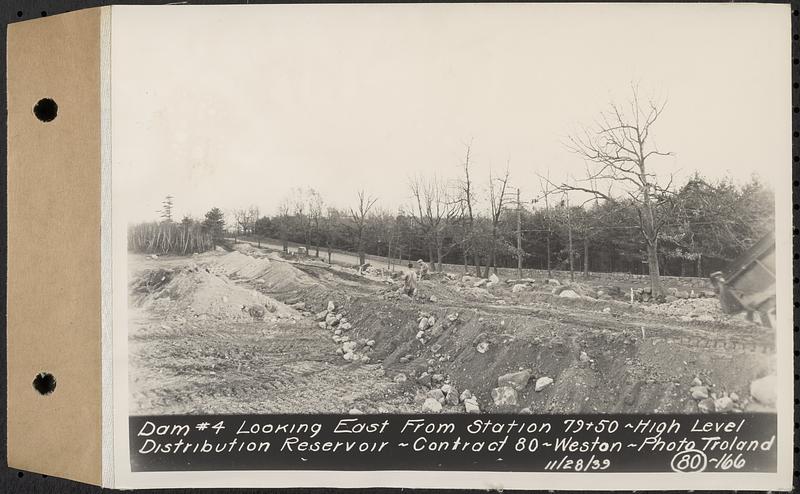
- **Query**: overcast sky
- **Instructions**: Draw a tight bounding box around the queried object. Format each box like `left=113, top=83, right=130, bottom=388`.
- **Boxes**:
left=112, top=3, right=790, bottom=223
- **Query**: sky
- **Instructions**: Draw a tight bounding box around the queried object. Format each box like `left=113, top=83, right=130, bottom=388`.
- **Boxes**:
left=111, top=3, right=790, bottom=223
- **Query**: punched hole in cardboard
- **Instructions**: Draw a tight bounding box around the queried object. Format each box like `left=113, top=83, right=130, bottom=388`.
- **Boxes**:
left=33, top=98, right=57, bottom=122
left=32, top=372, right=56, bottom=395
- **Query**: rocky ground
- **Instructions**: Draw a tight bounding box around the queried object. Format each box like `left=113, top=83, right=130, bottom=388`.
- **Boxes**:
left=128, top=244, right=776, bottom=416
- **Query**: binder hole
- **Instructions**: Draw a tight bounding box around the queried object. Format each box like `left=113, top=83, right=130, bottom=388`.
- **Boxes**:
left=33, top=98, right=58, bottom=122
left=40, top=11, right=47, bottom=17
left=32, top=372, right=56, bottom=395
left=17, top=472, right=23, bottom=478
left=16, top=11, right=22, bottom=17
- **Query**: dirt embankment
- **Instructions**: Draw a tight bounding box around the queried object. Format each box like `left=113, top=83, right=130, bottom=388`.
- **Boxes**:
left=128, top=246, right=777, bottom=416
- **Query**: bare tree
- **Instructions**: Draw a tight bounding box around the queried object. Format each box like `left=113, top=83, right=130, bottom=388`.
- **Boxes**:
left=307, top=189, right=324, bottom=257
left=349, top=190, right=378, bottom=266
left=409, top=174, right=453, bottom=272
left=233, top=205, right=259, bottom=238
left=485, top=165, right=511, bottom=277
left=454, top=142, right=482, bottom=276
left=536, top=174, right=555, bottom=278
left=562, top=87, right=674, bottom=295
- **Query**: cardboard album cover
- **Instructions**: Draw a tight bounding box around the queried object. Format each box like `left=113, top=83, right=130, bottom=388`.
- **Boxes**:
left=6, top=4, right=794, bottom=490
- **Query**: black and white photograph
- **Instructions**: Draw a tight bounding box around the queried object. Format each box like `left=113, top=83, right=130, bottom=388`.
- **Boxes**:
left=115, top=4, right=788, bottom=419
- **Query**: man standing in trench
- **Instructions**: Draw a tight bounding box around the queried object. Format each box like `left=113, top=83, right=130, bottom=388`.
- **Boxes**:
left=416, top=259, right=430, bottom=280
left=403, top=262, right=418, bottom=300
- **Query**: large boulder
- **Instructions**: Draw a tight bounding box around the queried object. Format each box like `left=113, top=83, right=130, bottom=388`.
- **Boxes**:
left=445, top=387, right=460, bottom=406
left=498, top=369, right=533, bottom=391
left=491, top=386, right=518, bottom=406
left=473, top=279, right=488, bottom=288
left=750, top=375, right=776, bottom=407
left=512, top=284, right=528, bottom=293
left=488, top=273, right=500, bottom=284
left=559, top=290, right=581, bottom=299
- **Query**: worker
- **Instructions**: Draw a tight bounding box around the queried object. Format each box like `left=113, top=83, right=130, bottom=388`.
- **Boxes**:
left=416, top=259, right=430, bottom=279
left=403, top=262, right=418, bottom=299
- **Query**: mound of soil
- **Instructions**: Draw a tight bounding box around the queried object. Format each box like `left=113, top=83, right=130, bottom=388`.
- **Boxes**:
left=132, top=264, right=295, bottom=322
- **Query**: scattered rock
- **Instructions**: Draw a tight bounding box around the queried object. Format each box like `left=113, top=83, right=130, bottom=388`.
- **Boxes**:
left=427, top=389, right=446, bottom=404
left=348, top=408, right=363, bottom=414
left=512, top=284, right=528, bottom=293
left=547, top=279, right=560, bottom=286
left=325, top=313, right=338, bottom=327
left=749, top=375, right=776, bottom=407
left=327, top=300, right=336, bottom=311
left=491, top=386, right=518, bottom=406
left=488, top=273, right=500, bottom=284
left=497, top=369, right=532, bottom=391
left=715, top=396, right=734, bottom=413
left=447, top=313, right=459, bottom=322
left=416, top=372, right=432, bottom=387
left=418, top=318, right=429, bottom=331
left=730, top=392, right=740, bottom=402
left=692, top=377, right=703, bottom=387
left=343, top=352, right=354, bottom=361
left=559, top=290, right=581, bottom=299
left=519, top=407, right=532, bottom=414
left=464, top=397, right=480, bottom=413
left=579, top=351, right=590, bottom=363
left=429, top=295, right=438, bottom=303
left=535, top=376, right=553, bottom=392
left=473, top=279, right=488, bottom=288
left=476, top=341, right=490, bottom=353
left=366, top=339, right=375, bottom=347
left=422, top=398, right=443, bottom=413
left=459, top=389, right=473, bottom=402
left=315, top=310, right=328, bottom=321
left=394, top=373, right=407, bottom=383
left=342, top=341, right=358, bottom=353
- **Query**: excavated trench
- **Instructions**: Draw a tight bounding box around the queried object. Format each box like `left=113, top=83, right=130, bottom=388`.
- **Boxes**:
left=129, top=247, right=777, bottom=415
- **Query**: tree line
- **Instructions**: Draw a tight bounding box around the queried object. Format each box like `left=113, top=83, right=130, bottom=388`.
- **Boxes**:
left=130, top=87, right=774, bottom=297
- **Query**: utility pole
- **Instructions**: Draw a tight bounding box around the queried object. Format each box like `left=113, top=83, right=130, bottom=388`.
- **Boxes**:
left=516, top=188, right=522, bottom=279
